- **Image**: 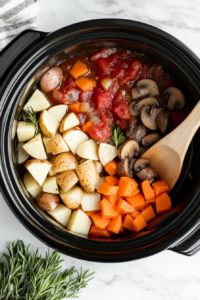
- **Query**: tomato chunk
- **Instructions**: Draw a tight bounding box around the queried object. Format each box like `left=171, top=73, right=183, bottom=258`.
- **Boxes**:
left=79, top=90, right=94, bottom=102
left=97, top=92, right=112, bottom=109
left=115, top=119, right=128, bottom=130
left=91, top=48, right=117, bottom=61
left=113, top=103, right=131, bottom=120
left=97, top=58, right=111, bottom=74
left=100, top=110, right=114, bottom=125
left=89, top=122, right=112, bottom=142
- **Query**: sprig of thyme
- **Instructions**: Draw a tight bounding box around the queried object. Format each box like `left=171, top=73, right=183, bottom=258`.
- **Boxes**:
left=24, top=106, right=40, bottom=135
left=111, top=123, right=126, bottom=148
left=0, top=241, right=94, bottom=300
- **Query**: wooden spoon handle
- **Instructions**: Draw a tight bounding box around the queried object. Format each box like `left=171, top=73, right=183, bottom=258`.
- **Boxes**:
left=161, top=101, right=200, bottom=161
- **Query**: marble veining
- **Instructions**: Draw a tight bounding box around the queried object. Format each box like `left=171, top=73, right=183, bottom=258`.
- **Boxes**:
left=1, top=0, right=200, bottom=299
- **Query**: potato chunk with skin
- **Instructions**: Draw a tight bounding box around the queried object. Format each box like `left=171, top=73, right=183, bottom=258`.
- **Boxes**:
left=67, top=210, right=92, bottom=236
left=23, top=89, right=51, bottom=112
left=76, top=139, right=99, bottom=160
left=62, top=130, right=89, bottom=155
left=17, top=121, right=35, bottom=142
left=23, top=171, right=42, bottom=199
left=25, top=159, right=52, bottom=186
left=75, top=160, right=99, bottom=193
left=39, top=110, right=60, bottom=138
left=36, top=192, right=59, bottom=211
left=60, top=186, right=83, bottom=210
left=81, top=192, right=101, bottom=211
left=57, top=170, right=79, bottom=192
left=47, top=104, right=68, bottom=122
left=47, top=203, right=71, bottom=227
left=52, top=152, right=78, bottom=173
left=98, top=143, right=117, bottom=166
left=43, top=133, right=59, bottom=154
left=59, top=113, right=80, bottom=134
left=48, top=135, right=69, bottom=155
left=42, top=176, right=59, bottom=194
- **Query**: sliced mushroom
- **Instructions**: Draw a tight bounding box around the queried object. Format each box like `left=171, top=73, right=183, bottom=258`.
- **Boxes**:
left=132, top=79, right=159, bottom=100
left=142, top=132, right=162, bottom=147
left=129, top=101, right=139, bottom=116
left=132, top=88, right=143, bottom=100
left=134, top=158, right=151, bottom=173
left=164, top=87, right=185, bottom=110
left=137, top=97, right=159, bottom=114
left=118, top=140, right=140, bottom=160
left=126, top=124, right=147, bottom=143
left=157, top=109, right=169, bottom=135
left=136, top=166, right=159, bottom=182
left=117, top=158, right=136, bottom=178
left=141, top=106, right=163, bottom=130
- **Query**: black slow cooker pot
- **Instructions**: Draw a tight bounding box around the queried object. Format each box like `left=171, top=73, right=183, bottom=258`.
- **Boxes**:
left=0, top=19, right=200, bottom=262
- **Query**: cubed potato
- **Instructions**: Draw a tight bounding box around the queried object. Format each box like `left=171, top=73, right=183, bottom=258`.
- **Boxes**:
left=76, top=139, right=99, bottom=160
left=48, top=135, right=69, bottom=155
left=95, top=176, right=106, bottom=190
left=56, top=170, right=79, bottom=192
left=17, top=121, right=35, bottom=142
left=39, top=110, right=60, bottom=138
left=17, top=142, right=29, bottom=164
left=98, top=143, right=117, bottom=166
left=59, top=113, right=80, bottom=134
left=24, top=159, right=52, bottom=186
left=36, top=192, right=59, bottom=211
left=23, top=133, right=47, bottom=160
left=43, top=133, right=59, bottom=154
left=23, top=171, right=42, bottom=199
left=47, top=104, right=68, bottom=122
left=67, top=210, right=92, bottom=236
left=52, top=152, right=78, bottom=173
left=75, top=160, right=99, bottom=193
left=94, top=161, right=103, bottom=173
left=81, top=192, right=101, bottom=211
left=47, top=203, right=71, bottom=227
left=42, top=176, right=59, bottom=194
left=23, top=89, right=51, bottom=112
left=60, top=186, right=83, bottom=210
left=63, top=130, right=89, bottom=154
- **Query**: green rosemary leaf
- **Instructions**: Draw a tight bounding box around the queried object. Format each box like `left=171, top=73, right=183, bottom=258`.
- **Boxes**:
left=111, top=123, right=126, bottom=148
left=24, top=106, right=40, bottom=136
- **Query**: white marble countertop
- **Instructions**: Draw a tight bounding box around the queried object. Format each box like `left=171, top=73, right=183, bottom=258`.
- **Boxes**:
left=1, top=0, right=200, bottom=299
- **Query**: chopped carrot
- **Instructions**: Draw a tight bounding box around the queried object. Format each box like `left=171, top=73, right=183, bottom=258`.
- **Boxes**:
left=132, top=215, right=147, bottom=232
left=129, top=209, right=140, bottom=219
left=68, top=101, right=81, bottom=113
left=123, top=214, right=133, bottom=230
left=125, top=193, right=144, bottom=209
left=91, top=212, right=110, bottom=229
left=70, top=60, right=89, bottom=78
left=106, top=176, right=119, bottom=186
left=146, top=197, right=156, bottom=205
left=120, top=215, right=125, bottom=233
left=116, top=199, right=134, bottom=214
left=82, top=120, right=92, bottom=134
left=75, top=77, right=96, bottom=91
left=156, top=192, right=172, bottom=214
left=107, top=215, right=122, bottom=234
left=103, top=194, right=122, bottom=206
left=140, top=205, right=156, bottom=222
left=100, top=199, right=118, bottom=219
left=152, top=181, right=170, bottom=196
left=89, top=224, right=111, bottom=237
left=141, top=180, right=155, bottom=201
left=129, top=188, right=140, bottom=197
left=105, top=161, right=118, bottom=176
left=118, top=177, right=138, bottom=197
left=98, top=182, right=119, bottom=195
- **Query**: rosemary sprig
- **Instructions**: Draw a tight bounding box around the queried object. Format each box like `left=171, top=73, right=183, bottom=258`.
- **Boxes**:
left=111, top=123, right=126, bottom=148
left=24, top=106, right=40, bottom=135
left=0, top=240, right=94, bottom=300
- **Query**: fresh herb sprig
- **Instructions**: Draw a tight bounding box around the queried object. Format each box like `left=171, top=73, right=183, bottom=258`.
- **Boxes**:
left=24, top=106, right=40, bottom=135
left=0, top=240, right=94, bottom=300
left=111, top=123, right=126, bottom=148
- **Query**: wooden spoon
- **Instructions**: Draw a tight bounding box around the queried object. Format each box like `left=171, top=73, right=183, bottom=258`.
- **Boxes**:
left=142, top=101, right=200, bottom=190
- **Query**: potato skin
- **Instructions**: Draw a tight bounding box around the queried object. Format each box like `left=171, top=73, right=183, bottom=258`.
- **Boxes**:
left=40, top=67, right=63, bottom=93
left=57, top=170, right=79, bottom=192
left=61, top=187, right=83, bottom=210
left=52, top=153, right=78, bottom=172
left=75, top=160, right=99, bottom=193
left=36, top=193, right=59, bottom=211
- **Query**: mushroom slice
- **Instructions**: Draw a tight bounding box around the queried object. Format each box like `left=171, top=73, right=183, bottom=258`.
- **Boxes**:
left=132, top=88, right=144, bottom=100
left=136, top=97, right=159, bottom=115
left=129, top=101, right=139, bottom=116
left=134, top=158, right=151, bottom=173
left=117, top=158, right=136, bottom=178
left=157, top=109, right=169, bottom=135
left=165, top=87, right=185, bottom=110
left=141, top=106, right=163, bottom=130
left=136, top=166, right=159, bottom=182
left=137, top=79, right=159, bottom=97
left=142, top=132, right=162, bottom=147
left=126, top=124, right=147, bottom=143
left=118, top=140, right=140, bottom=160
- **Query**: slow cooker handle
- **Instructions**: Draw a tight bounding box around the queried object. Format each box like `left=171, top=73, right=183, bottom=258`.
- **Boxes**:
left=0, top=30, right=48, bottom=80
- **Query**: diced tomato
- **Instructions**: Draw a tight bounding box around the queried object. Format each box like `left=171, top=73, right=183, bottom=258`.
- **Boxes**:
left=150, top=64, right=162, bottom=83
left=100, top=110, right=114, bottom=125
left=97, top=58, right=110, bottom=74
left=97, top=92, right=112, bottom=109
left=65, top=76, right=76, bottom=87
left=113, top=103, right=131, bottom=120
left=76, top=113, right=88, bottom=126
left=91, top=48, right=117, bottom=61
left=108, top=53, right=118, bottom=66
left=115, top=119, right=128, bottom=130
left=139, top=64, right=151, bottom=79
left=79, top=90, right=94, bottom=102
left=169, top=111, right=186, bottom=130
left=88, top=122, right=112, bottom=142
left=112, top=91, right=126, bottom=106
left=113, top=68, right=125, bottom=79
left=119, top=61, right=142, bottom=85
